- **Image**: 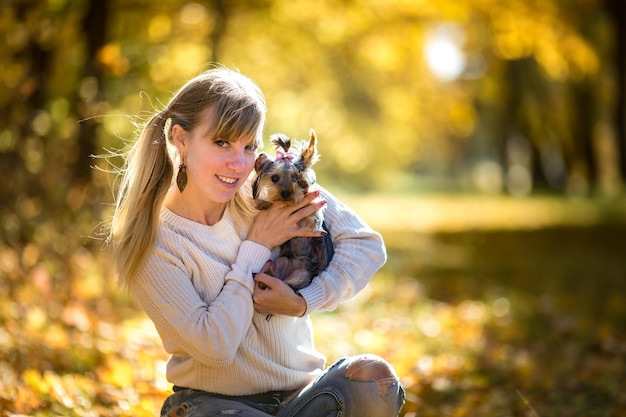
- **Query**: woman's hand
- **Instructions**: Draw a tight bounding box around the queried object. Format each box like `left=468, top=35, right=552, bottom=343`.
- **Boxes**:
left=253, top=268, right=307, bottom=317
left=247, top=190, right=327, bottom=249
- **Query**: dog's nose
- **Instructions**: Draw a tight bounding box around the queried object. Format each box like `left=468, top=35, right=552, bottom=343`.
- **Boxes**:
left=281, top=191, right=292, bottom=200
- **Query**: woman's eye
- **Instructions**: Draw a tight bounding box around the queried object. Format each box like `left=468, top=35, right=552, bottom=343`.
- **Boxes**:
left=245, top=144, right=258, bottom=151
left=215, top=140, right=228, bottom=147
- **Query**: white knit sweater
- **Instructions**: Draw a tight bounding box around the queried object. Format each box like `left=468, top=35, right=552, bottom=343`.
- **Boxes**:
left=130, top=186, right=386, bottom=395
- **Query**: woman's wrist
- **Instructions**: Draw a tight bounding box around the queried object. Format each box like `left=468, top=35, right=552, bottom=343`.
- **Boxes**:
left=295, top=292, right=307, bottom=317
left=245, top=229, right=270, bottom=249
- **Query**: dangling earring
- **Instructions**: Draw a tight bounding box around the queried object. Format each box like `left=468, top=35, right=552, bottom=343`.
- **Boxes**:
left=176, top=158, right=187, bottom=193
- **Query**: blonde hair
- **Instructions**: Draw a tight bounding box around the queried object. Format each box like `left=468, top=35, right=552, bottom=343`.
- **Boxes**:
left=110, top=68, right=266, bottom=288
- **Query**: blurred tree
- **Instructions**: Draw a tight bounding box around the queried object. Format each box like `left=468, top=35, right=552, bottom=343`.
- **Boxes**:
left=1, top=1, right=61, bottom=246
left=605, top=0, right=626, bottom=183
left=72, top=0, right=622, bottom=194
left=208, top=0, right=228, bottom=63
left=1, top=0, right=624, bottom=249
left=0, top=0, right=115, bottom=311
left=75, top=0, right=109, bottom=183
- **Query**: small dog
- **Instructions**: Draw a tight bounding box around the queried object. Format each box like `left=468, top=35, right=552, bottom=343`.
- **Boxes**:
left=252, top=129, right=329, bottom=291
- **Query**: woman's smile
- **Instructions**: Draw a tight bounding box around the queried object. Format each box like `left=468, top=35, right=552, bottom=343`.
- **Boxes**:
left=217, top=175, right=239, bottom=186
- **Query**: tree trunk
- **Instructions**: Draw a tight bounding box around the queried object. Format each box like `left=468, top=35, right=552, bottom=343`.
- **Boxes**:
left=606, top=0, right=626, bottom=183
left=209, top=0, right=228, bottom=63
left=74, top=0, right=109, bottom=184
left=571, top=80, right=597, bottom=190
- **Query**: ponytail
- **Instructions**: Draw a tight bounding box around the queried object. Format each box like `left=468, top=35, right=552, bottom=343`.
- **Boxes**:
left=111, top=112, right=173, bottom=288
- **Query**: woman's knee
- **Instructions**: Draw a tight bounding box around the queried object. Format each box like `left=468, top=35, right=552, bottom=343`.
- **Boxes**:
left=344, top=354, right=401, bottom=396
left=288, top=355, right=404, bottom=416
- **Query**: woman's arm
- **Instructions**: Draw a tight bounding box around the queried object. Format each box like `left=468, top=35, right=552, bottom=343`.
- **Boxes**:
left=252, top=186, right=386, bottom=316
left=297, top=186, right=386, bottom=313
left=131, top=239, right=271, bottom=366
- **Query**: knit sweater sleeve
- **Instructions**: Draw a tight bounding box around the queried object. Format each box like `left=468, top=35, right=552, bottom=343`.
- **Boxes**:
left=297, top=186, right=386, bottom=313
left=131, top=234, right=270, bottom=367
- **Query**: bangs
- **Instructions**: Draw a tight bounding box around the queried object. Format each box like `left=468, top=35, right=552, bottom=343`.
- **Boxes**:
left=168, top=68, right=267, bottom=148
left=211, top=95, right=265, bottom=147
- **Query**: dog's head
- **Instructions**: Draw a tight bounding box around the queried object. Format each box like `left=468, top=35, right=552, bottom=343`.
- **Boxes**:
left=252, top=129, right=320, bottom=208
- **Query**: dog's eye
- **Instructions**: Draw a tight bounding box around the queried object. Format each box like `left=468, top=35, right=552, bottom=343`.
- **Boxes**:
left=271, top=174, right=279, bottom=183
left=291, top=174, right=299, bottom=182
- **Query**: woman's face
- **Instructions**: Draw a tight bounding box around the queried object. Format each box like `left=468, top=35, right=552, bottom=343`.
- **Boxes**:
left=173, top=106, right=258, bottom=209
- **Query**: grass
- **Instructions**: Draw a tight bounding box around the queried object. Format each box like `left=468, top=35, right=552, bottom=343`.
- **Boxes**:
left=1, top=193, right=626, bottom=416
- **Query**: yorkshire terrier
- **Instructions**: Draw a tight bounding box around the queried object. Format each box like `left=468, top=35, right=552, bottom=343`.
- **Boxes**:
left=252, top=129, right=329, bottom=291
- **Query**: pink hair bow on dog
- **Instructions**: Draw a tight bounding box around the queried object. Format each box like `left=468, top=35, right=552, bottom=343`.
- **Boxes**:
left=276, top=150, right=295, bottom=161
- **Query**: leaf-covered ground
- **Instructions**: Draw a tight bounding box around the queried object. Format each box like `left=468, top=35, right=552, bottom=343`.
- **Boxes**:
left=1, top=196, right=625, bottom=416
left=317, top=224, right=626, bottom=417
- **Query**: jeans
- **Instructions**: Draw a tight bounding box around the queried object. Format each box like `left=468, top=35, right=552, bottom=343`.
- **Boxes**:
left=160, top=354, right=405, bottom=417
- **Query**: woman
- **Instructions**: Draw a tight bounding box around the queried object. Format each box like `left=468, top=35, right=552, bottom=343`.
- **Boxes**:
left=109, top=67, right=404, bottom=416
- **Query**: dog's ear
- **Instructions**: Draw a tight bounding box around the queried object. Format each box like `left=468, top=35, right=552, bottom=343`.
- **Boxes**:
left=300, top=129, right=320, bottom=167
left=254, top=153, right=271, bottom=174
left=252, top=153, right=272, bottom=199
left=252, top=174, right=261, bottom=199
left=270, top=133, right=291, bottom=151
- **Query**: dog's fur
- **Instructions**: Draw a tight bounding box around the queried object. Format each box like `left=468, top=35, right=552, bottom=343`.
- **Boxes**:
left=252, top=129, right=328, bottom=291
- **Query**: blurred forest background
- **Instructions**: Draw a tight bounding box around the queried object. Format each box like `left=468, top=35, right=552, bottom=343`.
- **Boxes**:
left=1, top=0, right=626, bottom=416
